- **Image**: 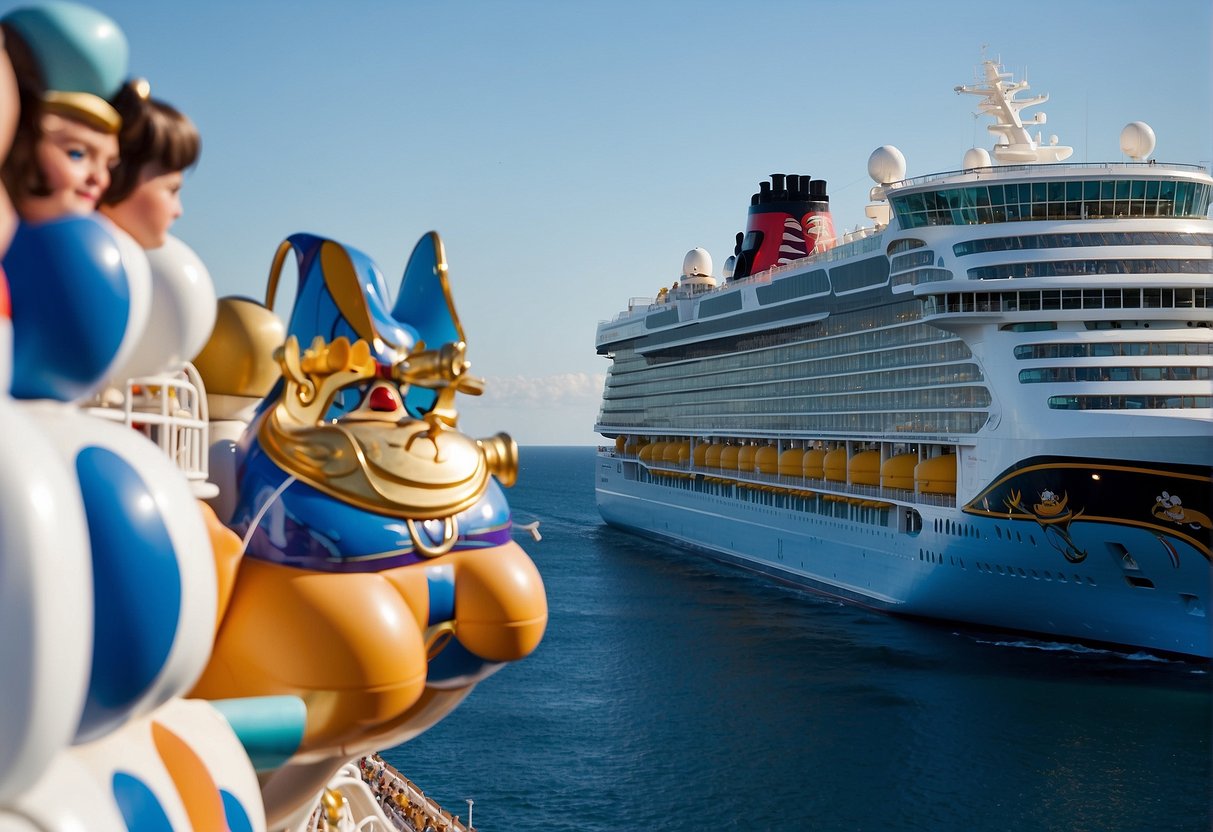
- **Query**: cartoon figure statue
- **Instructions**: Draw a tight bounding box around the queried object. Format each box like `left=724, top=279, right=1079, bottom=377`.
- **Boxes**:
left=0, top=4, right=273, bottom=829
left=1, top=5, right=546, bottom=829
left=191, top=232, right=548, bottom=827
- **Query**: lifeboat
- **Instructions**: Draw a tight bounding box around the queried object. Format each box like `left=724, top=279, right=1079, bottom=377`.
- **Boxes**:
left=705, top=444, right=725, bottom=468
left=803, top=448, right=826, bottom=479
left=824, top=447, right=848, bottom=482
left=915, top=454, right=957, bottom=495
left=778, top=448, right=803, bottom=475
left=737, top=445, right=757, bottom=473
left=692, top=442, right=711, bottom=467
left=675, top=441, right=691, bottom=465
left=849, top=450, right=881, bottom=486
left=638, top=442, right=657, bottom=463
left=615, top=435, right=626, bottom=454
left=623, top=436, right=643, bottom=457
left=662, top=442, right=681, bottom=464
left=755, top=446, right=779, bottom=475
left=719, top=445, right=741, bottom=470
left=881, top=452, right=917, bottom=490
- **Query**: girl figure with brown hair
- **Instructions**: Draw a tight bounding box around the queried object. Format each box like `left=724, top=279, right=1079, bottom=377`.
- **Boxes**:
left=99, top=79, right=199, bottom=249
left=0, top=11, right=123, bottom=224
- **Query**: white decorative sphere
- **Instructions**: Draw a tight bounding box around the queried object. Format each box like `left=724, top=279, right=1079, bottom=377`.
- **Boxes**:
left=682, top=247, right=713, bottom=278
left=96, top=221, right=152, bottom=387
left=108, top=234, right=217, bottom=381
left=1120, top=121, right=1156, bottom=160
left=868, top=145, right=907, bottom=185
left=963, top=147, right=993, bottom=169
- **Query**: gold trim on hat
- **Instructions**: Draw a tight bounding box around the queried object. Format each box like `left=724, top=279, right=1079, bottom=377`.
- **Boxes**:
left=42, top=90, right=121, bottom=134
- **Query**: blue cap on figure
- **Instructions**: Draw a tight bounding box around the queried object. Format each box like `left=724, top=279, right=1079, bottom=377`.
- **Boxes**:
left=2, top=1, right=128, bottom=131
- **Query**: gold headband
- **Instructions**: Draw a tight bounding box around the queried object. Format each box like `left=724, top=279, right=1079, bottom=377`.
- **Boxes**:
left=42, top=90, right=121, bottom=134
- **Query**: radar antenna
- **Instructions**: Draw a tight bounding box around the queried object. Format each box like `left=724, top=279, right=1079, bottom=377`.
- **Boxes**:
left=955, top=59, right=1073, bottom=164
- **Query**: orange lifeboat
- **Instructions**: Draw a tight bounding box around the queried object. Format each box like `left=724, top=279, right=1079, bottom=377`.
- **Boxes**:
left=675, top=441, right=691, bottom=465
left=881, top=453, right=917, bottom=490
left=778, top=448, right=803, bottom=476
left=755, top=446, right=779, bottom=475
left=738, top=445, right=757, bottom=473
left=849, top=450, right=881, bottom=486
left=693, top=442, right=711, bottom=467
left=803, top=448, right=826, bottom=479
left=915, top=454, right=957, bottom=495
left=719, top=445, right=741, bottom=470
left=705, top=444, right=724, bottom=468
left=824, top=448, right=848, bottom=482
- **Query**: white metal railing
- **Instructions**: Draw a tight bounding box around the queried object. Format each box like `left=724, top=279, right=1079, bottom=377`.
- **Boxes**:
left=83, top=361, right=218, bottom=499
left=600, top=448, right=957, bottom=508
left=887, top=160, right=1211, bottom=191
left=122, top=362, right=217, bottom=498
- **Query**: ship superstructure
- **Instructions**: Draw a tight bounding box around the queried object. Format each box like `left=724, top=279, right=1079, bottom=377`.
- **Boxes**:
left=593, top=59, right=1213, bottom=659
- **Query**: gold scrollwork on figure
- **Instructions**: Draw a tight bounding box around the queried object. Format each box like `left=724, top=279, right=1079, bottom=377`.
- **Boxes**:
left=258, top=335, right=517, bottom=521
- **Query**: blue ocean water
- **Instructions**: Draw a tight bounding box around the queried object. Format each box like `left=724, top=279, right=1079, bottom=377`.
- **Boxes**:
left=385, top=447, right=1212, bottom=832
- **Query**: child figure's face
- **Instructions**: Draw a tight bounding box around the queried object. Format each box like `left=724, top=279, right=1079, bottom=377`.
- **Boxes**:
left=100, top=164, right=183, bottom=249
left=20, top=113, right=118, bottom=222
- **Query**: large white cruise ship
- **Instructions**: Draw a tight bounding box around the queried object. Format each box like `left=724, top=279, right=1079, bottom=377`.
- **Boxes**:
left=593, top=59, right=1212, bottom=659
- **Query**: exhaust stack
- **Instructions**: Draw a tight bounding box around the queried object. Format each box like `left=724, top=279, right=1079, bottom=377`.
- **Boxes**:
left=731, top=173, right=835, bottom=280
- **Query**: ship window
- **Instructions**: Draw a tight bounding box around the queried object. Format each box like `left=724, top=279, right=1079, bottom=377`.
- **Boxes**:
left=1048, top=394, right=1212, bottom=410
left=894, top=180, right=1212, bottom=228
left=887, top=238, right=926, bottom=255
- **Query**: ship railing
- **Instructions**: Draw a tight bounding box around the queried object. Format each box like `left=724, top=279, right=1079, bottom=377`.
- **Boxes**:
left=888, top=160, right=1211, bottom=190
left=599, top=235, right=889, bottom=324
left=600, top=450, right=957, bottom=508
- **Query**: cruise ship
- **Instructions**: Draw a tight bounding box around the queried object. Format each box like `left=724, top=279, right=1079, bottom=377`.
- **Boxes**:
left=593, top=59, right=1212, bottom=659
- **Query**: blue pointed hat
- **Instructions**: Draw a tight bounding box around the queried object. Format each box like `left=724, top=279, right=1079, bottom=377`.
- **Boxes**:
left=264, top=231, right=464, bottom=417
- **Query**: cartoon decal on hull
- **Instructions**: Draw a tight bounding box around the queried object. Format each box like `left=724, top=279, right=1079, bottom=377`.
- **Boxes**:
left=965, top=456, right=1212, bottom=565
left=1004, top=487, right=1088, bottom=563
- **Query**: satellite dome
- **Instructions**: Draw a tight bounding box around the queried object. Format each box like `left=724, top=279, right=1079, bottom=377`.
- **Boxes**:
left=682, top=247, right=712, bottom=278
left=963, top=147, right=993, bottom=169
left=868, top=145, right=906, bottom=185
left=1120, top=121, right=1156, bottom=160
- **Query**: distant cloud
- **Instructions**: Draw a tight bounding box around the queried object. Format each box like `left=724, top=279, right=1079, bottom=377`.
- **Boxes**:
left=474, top=372, right=606, bottom=407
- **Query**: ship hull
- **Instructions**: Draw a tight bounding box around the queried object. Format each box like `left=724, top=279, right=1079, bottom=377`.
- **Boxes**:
left=596, top=453, right=1211, bottom=659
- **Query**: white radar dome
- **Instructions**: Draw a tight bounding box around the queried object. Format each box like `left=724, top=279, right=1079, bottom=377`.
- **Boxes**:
left=963, top=147, right=993, bottom=169
left=868, top=145, right=907, bottom=185
left=1120, top=121, right=1156, bottom=160
left=682, top=247, right=713, bottom=278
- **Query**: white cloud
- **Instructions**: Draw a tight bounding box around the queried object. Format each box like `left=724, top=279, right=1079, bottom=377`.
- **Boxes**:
left=474, top=372, right=606, bottom=406
left=452, top=372, right=607, bottom=445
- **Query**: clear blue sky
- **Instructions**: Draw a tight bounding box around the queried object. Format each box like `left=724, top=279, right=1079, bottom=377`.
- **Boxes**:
left=17, top=0, right=1210, bottom=444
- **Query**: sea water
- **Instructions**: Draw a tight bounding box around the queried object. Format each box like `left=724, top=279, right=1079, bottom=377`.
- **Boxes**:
left=385, top=447, right=1212, bottom=832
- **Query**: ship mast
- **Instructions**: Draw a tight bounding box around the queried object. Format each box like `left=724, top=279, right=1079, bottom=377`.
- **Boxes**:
left=955, top=60, right=1073, bottom=163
